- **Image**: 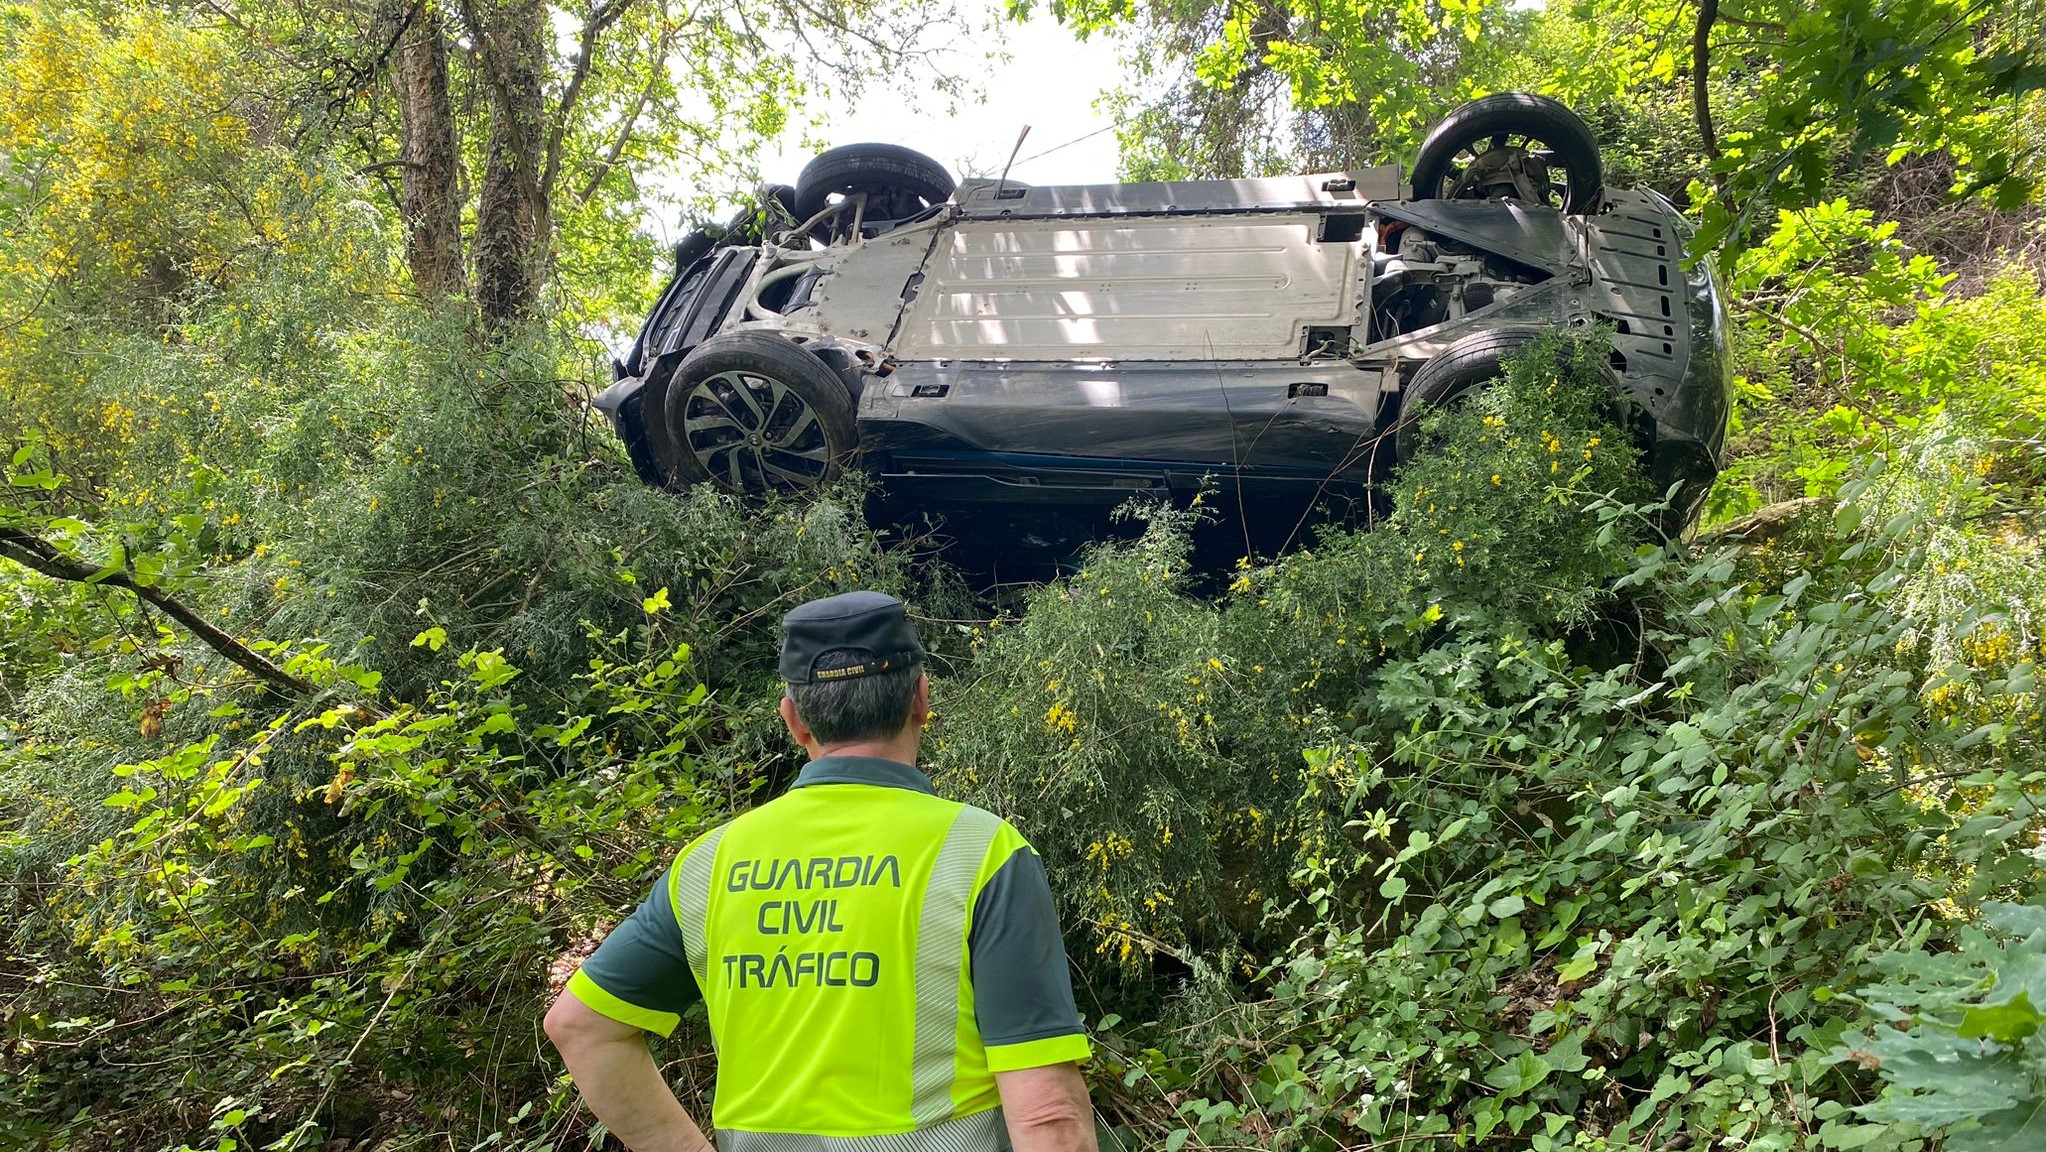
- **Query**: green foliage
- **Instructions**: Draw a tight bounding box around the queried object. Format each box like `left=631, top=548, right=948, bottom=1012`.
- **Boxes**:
left=1718, top=200, right=2046, bottom=515
left=4, top=1, right=2046, bottom=1148
left=1834, top=903, right=2046, bottom=1151
left=4, top=624, right=732, bottom=1149
left=1080, top=0, right=1531, bottom=178
left=1056, top=440, right=2046, bottom=1152
left=1080, top=0, right=2045, bottom=253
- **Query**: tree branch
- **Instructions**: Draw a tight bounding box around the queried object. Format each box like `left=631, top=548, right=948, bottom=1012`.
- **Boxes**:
left=1714, top=11, right=1785, bottom=31
left=574, top=29, right=671, bottom=209
left=332, top=0, right=430, bottom=114
left=545, top=0, right=639, bottom=196
left=0, top=529, right=319, bottom=697
left=1695, top=497, right=1827, bottom=547
left=1693, top=0, right=1722, bottom=170
left=453, top=0, right=510, bottom=104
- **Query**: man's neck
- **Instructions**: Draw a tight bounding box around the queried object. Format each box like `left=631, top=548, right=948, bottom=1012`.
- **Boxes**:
left=811, top=737, right=919, bottom=766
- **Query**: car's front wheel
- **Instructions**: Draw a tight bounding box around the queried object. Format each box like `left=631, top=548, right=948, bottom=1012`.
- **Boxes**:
left=1410, top=93, right=1604, bottom=214
left=664, top=331, right=857, bottom=494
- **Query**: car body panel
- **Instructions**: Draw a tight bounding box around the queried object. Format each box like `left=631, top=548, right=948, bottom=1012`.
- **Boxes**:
left=895, top=214, right=1359, bottom=361
left=792, top=228, right=938, bottom=344
left=1364, top=198, right=1574, bottom=276
left=861, top=359, right=1386, bottom=474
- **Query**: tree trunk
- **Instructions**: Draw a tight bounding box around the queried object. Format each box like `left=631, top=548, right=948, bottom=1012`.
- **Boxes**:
left=392, top=0, right=467, bottom=303
left=466, top=0, right=551, bottom=328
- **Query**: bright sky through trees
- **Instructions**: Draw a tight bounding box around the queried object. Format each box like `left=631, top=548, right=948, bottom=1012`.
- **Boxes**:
left=760, top=12, right=1125, bottom=185
left=638, top=7, right=1123, bottom=248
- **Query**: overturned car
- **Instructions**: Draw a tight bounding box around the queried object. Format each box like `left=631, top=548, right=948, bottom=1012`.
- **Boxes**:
left=596, top=94, right=1730, bottom=559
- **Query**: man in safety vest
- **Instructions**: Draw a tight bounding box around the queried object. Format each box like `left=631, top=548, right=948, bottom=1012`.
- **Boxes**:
left=545, top=590, right=1099, bottom=1152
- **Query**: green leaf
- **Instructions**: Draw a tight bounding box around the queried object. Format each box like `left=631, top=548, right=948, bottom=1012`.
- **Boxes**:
left=1381, top=875, right=1409, bottom=901
left=1484, top=1051, right=1551, bottom=1099
left=553, top=714, right=594, bottom=747
left=1558, top=940, right=1601, bottom=982
left=1817, top=1120, right=1882, bottom=1150
left=1542, top=1031, right=1589, bottom=1074
left=1957, top=990, right=2041, bottom=1045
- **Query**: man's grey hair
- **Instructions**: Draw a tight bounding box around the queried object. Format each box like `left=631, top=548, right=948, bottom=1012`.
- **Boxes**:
left=786, top=656, right=920, bottom=746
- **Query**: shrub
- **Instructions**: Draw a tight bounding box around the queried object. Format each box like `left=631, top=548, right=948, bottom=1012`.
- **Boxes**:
left=932, top=330, right=1654, bottom=978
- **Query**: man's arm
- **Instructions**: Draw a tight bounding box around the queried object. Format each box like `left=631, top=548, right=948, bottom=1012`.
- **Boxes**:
left=995, top=1063, right=1098, bottom=1152
left=544, top=992, right=713, bottom=1152
left=968, top=831, right=1098, bottom=1152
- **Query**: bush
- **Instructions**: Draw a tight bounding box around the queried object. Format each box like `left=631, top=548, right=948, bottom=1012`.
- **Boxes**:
left=935, top=346, right=2046, bottom=1150
left=2, top=622, right=739, bottom=1149
left=933, top=331, right=1656, bottom=979
left=5, top=208, right=2044, bottom=1151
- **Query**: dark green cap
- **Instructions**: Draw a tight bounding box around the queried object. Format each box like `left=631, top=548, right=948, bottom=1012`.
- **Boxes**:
left=779, top=591, right=925, bottom=684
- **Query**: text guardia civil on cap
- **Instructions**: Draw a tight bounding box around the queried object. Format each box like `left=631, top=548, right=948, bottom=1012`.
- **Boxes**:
left=779, top=591, right=926, bottom=684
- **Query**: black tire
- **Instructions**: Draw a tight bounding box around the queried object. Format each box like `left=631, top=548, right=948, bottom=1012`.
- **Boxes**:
left=640, top=369, right=687, bottom=489
left=1391, top=327, right=1546, bottom=463
left=793, top=143, right=955, bottom=227
left=1410, top=93, right=1603, bottom=214
left=663, top=331, right=857, bottom=493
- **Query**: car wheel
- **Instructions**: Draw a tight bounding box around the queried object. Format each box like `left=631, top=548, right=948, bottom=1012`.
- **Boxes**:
left=793, top=143, right=955, bottom=238
left=638, top=371, right=690, bottom=489
left=1410, top=93, right=1604, bottom=214
left=664, top=331, right=857, bottom=494
left=1392, top=326, right=1547, bottom=464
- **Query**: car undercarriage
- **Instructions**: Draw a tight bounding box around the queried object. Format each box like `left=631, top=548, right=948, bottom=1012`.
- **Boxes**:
left=594, top=95, right=1731, bottom=568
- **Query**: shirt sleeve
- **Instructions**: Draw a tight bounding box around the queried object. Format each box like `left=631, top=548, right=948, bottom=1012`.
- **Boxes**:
left=967, top=841, right=1092, bottom=1072
left=566, top=853, right=702, bottom=1038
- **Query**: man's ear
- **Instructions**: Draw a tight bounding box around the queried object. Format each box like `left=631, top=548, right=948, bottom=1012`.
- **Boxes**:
left=780, top=694, right=814, bottom=751
left=909, top=674, right=931, bottom=730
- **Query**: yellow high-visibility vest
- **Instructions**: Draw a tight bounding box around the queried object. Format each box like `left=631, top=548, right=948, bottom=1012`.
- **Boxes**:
left=567, top=756, right=1091, bottom=1151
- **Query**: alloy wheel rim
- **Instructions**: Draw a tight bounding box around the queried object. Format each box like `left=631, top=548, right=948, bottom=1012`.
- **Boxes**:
left=680, top=370, right=835, bottom=491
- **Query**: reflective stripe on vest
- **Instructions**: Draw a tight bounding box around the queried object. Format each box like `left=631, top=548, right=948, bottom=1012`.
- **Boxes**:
left=674, top=824, right=729, bottom=984
left=717, top=1107, right=1009, bottom=1152
left=911, top=805, right=1001, bottom=1124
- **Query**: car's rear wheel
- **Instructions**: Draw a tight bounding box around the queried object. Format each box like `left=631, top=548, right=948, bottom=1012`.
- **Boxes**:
left=665, top=331, right=856, bottom=493
left=1410, top=93, right=1603, bottom=214
left=794, top=143, right=955, bottom=240
left=1392, top=326, right=1547, bottom=463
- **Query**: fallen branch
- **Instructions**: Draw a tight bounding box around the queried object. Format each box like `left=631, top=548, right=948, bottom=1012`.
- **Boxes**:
left=0, top=528, right=318, bottom=697
left=1695, top=497, right=1826, bottom=547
